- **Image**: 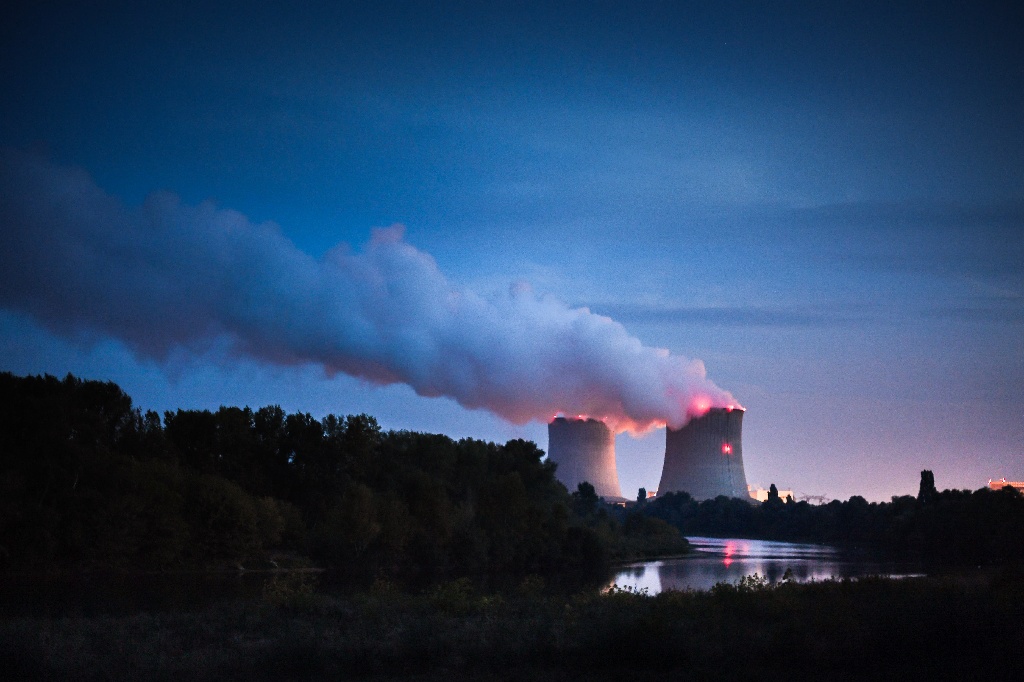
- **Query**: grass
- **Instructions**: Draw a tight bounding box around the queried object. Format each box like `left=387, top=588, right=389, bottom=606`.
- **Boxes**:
left=2, top=571, right=1023, bottom=681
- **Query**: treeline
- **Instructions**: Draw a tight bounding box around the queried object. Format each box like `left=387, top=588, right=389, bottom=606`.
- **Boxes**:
left=636, top=475, right=1024, bottom=564
left=0, top=372, right=684, bottom=579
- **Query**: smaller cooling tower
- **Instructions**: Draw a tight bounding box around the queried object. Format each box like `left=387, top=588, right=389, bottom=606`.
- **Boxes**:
left=657, top=407, right=748, bottom=501
left=547, top=417, right=622, bottom=499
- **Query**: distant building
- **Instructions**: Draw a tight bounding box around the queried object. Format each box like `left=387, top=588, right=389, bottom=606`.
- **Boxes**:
left=748, top=485, right=795, bottom=503
left=988, top=478, right=1024, bottom=494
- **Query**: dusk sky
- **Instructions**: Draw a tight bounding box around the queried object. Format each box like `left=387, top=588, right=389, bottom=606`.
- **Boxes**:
left=2, top=1, right=1021, bottom=502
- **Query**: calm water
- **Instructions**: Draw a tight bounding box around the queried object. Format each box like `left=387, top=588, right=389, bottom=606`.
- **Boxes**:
left=0, top=538, right=928, bottom=616
left=608, top=537, right=926, bottom=594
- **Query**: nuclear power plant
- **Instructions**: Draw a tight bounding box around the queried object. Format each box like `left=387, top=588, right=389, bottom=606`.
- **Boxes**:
left=657, top=407, right=748, bottom=500
left=546, top=407, right=750, bottom=503
left=547, top=417, right=622, bottom=499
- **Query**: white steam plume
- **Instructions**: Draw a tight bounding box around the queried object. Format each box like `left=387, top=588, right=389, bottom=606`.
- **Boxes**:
left=0, top=151, right=738, bottom=432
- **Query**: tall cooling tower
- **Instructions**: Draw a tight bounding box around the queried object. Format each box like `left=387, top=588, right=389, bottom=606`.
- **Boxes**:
left=547, top=417, right=622, bottom=499
left=657, top=407, right=748, bottom=500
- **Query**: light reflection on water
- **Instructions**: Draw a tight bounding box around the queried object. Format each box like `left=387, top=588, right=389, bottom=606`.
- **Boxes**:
left=608, top=537, right=925, bottom=594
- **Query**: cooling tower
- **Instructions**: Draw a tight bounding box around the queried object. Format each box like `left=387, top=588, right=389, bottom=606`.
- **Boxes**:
left=657, top=407, right=748, bottom=500
left=547, top=417, right=622, bottom=499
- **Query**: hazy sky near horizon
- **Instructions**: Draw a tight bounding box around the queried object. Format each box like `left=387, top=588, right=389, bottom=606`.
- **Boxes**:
left=2, top=1, right=1022, bottom=501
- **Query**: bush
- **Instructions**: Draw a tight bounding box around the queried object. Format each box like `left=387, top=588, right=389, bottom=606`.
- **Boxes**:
left=185, top=474, right=262, bottom=560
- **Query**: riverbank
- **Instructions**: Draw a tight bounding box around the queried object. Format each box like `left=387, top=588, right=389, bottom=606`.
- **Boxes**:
left=3, top=571, right=1022, bottom=680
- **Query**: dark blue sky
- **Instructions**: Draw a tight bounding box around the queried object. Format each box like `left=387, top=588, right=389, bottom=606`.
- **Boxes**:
left=2, top=1, right=1022, bottom=500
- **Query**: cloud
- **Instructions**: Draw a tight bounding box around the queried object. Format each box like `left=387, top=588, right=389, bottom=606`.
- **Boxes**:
left=593, top=303, right=858, bottom=328
left=0, top=150, right=737, bottom=432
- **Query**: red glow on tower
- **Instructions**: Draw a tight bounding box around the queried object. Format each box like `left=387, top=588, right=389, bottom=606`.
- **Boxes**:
left=690, top=397, right=712, bottom=416
left=722, top=443, right=732, bottom=455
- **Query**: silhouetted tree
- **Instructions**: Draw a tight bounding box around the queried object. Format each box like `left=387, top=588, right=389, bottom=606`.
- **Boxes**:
left=918, top=470, right=937, bottom=504
left=572, top=482, right=599, bottom=518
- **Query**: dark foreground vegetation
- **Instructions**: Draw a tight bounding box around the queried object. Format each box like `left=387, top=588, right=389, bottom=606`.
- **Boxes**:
left=0, top=372, right=684, bottom=581
left=634, top=472, right=1024, bottom=564
left=3, top=371, right=1024, bottom=680
left=3, top=572, right=1023, bottom=681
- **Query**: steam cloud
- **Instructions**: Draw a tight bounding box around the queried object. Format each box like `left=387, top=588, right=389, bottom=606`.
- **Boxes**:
left=0, top=151, right=737, bottom=432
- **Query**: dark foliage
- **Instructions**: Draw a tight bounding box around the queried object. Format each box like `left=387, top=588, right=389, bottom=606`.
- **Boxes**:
left=642, top=471, right=1024, bottom=564
left=918, top=468, right=937, bottom=503
left=2, top=573, right=1022, bottom=681
left=0, top=371, right=682, bottom=579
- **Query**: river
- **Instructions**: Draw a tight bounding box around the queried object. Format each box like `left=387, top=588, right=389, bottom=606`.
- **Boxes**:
left=608, top=537, right=926, bottom=594
left=0, top=538, right=927, bottom=616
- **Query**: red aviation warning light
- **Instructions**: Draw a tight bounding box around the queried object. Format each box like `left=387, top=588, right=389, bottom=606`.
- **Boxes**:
left=722, top=443, right=732, bottom=455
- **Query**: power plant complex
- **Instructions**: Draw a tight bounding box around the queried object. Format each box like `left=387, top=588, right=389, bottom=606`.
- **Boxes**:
left=547, top=408, right=749, bottom=502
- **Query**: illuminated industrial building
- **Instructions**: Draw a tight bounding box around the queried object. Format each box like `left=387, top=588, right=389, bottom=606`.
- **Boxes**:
left=988, top=478, right=1024, bottom=494
left=748, top=485, right=795, bottom=503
